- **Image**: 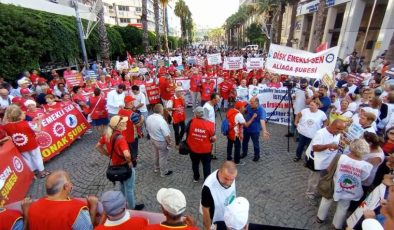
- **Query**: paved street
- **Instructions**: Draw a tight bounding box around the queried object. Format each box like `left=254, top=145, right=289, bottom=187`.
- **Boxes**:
left=28, top=109, right=334, bottom=229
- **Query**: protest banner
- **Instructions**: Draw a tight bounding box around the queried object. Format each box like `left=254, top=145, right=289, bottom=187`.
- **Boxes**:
left=169, top=56, right=183, bottom=66
left=174, top=77, right=193, bottom=106
left=246, top=58, right=265, bottom=70
left=223, top=57, right=243, bottom=70
left=0, top=139, right=34, bottom=206
left=249, top=85, right=293, bottom=125
left=145, top=84, right=161, bottom=104
left=338, top=122, right=364, bottom=154
left=116, top=60, right=129, bottom=71
left=197, top=57, right=205, bottom=66
left=207, top=53, right=222, bottom=65
left=266, top=44, right=339, bottom=79
left=35, top=103, right=90, bottom=162
left=346, top=183, right=386, bottom=228
left=84, top=70, right=98, bottom=82
left=64, top=70, right=83, bottom=88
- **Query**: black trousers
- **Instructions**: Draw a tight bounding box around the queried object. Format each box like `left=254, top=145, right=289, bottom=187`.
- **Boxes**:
left=189, top=151, right=211, bottom=180
left=173, top=121, right=185, bottom=145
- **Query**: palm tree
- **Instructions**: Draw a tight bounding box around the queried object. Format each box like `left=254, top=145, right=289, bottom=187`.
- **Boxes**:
left=153, top=0, right=161, bottom=52
left=185, top=11, right=193, bottom=45
left=285, top=0, right=298, bottom=47
left=141, top=0, right=149, bottom=52
left=174, top=0, right=187, bottom=48
left=311, top=0, right=327, bottom=51
left=97, top=4, right=110, bottom=66
left=159, top=0, right=170, bottom=54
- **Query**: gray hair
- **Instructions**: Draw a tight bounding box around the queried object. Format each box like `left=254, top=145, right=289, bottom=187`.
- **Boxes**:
left=349, top=139, right=370, bottom=158
left=46, top=176, right=66, bottom=195
left=153, top=104, right=164, bottom=114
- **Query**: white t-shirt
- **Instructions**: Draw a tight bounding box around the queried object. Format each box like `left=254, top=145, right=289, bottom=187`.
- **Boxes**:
left=146, top=114, right=171, bottom=142
left=305, top=128, right=341, bottom=170
left=106, top=90, right=125, bottom=114
left=234, top=113, right=246, bottom=138
left=333, top=155, right=372, bottom=201
left=293, top=88, right=313, bottom=114
left=297, top=108, right=327, bottom=138
left=133, top=92, right=148, bottom=112
left=362, top=149, right=384, bottom=186
left=203, top=102, right=215, bottom=124
left=0, top=95, right=13, bottom=109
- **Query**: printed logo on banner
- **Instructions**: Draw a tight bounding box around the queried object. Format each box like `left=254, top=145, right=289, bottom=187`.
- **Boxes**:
left=326, top=53, right=335, bottom=63
left=13, top=156, right=24, bottom=173
left=35, top=131, right=52, bottom=148
left=65, top=114, right=78, bottom=128
left=12, top=133, right=28, bottom=147
left=52, top=122, right=66, bottom=137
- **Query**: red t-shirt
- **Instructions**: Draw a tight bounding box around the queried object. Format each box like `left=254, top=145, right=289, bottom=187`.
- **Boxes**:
left=382, top=142, right=394, bottom=155
left=26, top=109, right=45, bottom=120
left=186, top=118, right=215, bottom=154
left=43, top=102, right=63, bottom=112
left=219, top=82, right=234, bottom=100
left=145, top=224, right=198, bottom=230
left=118, top=108, right=136, bottom=143
left=88, top=96, right=108, bottom=119
left=190, top=75, right=202, bottom=92
left=99, top=132, right=129, bottom=165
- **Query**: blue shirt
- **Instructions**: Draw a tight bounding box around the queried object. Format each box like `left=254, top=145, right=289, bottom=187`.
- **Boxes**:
left=319, top=96, right=331, bottom=113
left=244, top=105, right=267, bottom=133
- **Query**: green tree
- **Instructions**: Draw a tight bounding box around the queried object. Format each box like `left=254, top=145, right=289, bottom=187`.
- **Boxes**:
left=141, top=0, right=149, bottom=52
left=174, top=0, right=189, bottom=48
left=159, top=0, right=170, bottom=54
left=246, top=23, right=266, bottom=46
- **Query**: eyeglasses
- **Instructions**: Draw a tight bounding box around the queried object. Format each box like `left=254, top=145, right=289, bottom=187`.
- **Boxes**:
left=388, top=132, right=394, bottom=135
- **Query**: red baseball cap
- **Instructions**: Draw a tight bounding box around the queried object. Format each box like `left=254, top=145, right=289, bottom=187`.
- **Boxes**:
left=124, top=95, right=135, bottom=104
left=20, top=88, right=30, bottom=95
left=234, top=101, right=247, bottom=110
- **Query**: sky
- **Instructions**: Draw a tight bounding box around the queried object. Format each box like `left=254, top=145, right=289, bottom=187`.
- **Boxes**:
left=183, top=0, right=239, bottom=29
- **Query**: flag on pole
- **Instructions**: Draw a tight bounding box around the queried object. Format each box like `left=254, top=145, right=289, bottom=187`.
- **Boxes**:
left=127, top=51, right=135, bottom=64
left=316, top=42, right=328, bottom=53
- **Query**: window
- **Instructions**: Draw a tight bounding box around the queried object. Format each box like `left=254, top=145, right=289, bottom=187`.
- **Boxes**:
left=108, top=6, right=113, bottom=9
left=136, top=7, right=141, bottom=12
left=118, top=5, right=129, bottom=11
left=120, top=18, right=131, bottom=23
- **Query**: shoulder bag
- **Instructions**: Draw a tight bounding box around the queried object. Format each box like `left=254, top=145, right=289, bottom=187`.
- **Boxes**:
left=106, top=133, right=132, bottom=183
left=317, top=154, right=341, bottom=199
left=179, top=119, right=193, bottom=155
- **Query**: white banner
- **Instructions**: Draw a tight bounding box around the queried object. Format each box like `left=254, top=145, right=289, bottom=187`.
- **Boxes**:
left=250, top=85, right=293, bottom=125
left=174, top=78, right=192, bottom=106
left=207, top=53, right=222, bottom=65
left=169, top=56, right=183, bottom=66
left=223, top=57, right=243, bottom=70
left=246, top=58, right=265, bottom=69
left=266, top=44, right=339, bottom=79
left=116, top=60, right=129, bottom=71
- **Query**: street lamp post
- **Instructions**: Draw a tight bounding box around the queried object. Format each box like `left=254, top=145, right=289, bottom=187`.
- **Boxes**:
left=72, top=0, right=89, bottom=68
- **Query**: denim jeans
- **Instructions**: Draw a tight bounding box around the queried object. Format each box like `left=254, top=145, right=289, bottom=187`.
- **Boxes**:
left=227, top=137, right=241, bottom=163
left=242, top=132, right=260, bottom=157
left=120, top=167, right=136, bottom=209
left=189, top=152, right=211, bottom=180
left=295, top=134, right=312, bottom=159
left=173, top=121, right=185, bottom=145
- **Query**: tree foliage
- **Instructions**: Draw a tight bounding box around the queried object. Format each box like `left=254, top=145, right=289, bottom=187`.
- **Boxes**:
left=246, top=23, right=266, bottom=45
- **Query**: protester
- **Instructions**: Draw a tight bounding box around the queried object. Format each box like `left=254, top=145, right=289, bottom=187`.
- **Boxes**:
left=146, top=104, right=173, bottom=177
left=362, top=132, right=384, bottom=188
left=305, top=119, right=346, bottom=205
left=189, top=68, right=202, bottom=109
left=202, top=161, right=237, bottom=230
left=293, top=100, right=327, bottom=162
left=203, top=92, right=220, bottom=159
left=96, top=115, right=144, bottom=210
left=316, top=139, right=373, bottom=229
left=95, top=191, right=148, bottom=229
left=186, top=106, right=216, bottom=182
left=0, top=88, right=13, bottom=119
left=88, top=88, right=109, bottom=135
left=43, top=94, right=62, bottom=112
left=131, top=85, right=148, bottom=120
left=241, top=97, right=270, bottom=162
left=106, top=84, right=126, bottom=118
left=26, top=170, right=98, bottom=229
left=167, top=87, right=186, bottom=147
left=290, top=78, right=314, bottom=137
left=313, top=85, right=331, bottom=113
left=145, top=188, right=197, bottom=230
left=2, top=104, right=50, bottom=178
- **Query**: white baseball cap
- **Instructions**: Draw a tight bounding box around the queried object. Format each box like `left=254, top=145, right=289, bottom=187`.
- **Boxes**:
left=224, top=197, right=249, bottom=230
left=157, top=188, right=186, bottom=216
left=361, top=218, right=383, bottom=230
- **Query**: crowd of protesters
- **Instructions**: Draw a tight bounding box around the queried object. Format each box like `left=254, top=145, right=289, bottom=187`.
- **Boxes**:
left=0, top=47, right=394, bottom=229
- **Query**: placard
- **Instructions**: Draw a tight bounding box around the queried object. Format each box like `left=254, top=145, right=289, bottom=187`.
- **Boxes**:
left=145, top=84, right=160, bottom=104
left=64, top=70, right=83, bottom=88
left=246, top=58, right=265, bottom=69
left=223, top=57, right=243, bottom=70
left=116, top=60, right=129, bottom=71
left=207, top=53, right=222, bottom=65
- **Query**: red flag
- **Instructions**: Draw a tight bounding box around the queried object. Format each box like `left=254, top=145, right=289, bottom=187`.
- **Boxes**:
left=316, top=42, right=328, bottom=53
left=127, top=51, right=135, bottom=64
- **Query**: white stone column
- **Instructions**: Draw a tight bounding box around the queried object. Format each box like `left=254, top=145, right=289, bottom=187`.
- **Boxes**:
left=337, top=0, right=366, bottom=59
left=307, top=12, right=317, bottom=52
left=370, top=0, right=394, bottom=67
left=322, top=7, right=338, bottom=45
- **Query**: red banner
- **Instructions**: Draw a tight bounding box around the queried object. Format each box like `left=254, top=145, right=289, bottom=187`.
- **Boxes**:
left=0, top=140, right=34, bottom=206
left=35, top=103, right=90, bottom=162
left=145, top=85, right=160, bottom=104
left=64, top=70, right=83, bottom=88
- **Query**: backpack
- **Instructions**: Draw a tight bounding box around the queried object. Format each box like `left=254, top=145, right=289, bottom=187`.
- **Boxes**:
left=221, top=118, right=229, bottom=136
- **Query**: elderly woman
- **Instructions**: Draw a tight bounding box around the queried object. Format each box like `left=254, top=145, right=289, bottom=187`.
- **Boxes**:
left=24, top=100, right=44, bottom=121
left=293, top=100, right=328, bottom=162
left=95, top=115, right=144, bottom=210
left=316, top=139, right=373, bottom=229
left=362, top=132, right=385, bottom=189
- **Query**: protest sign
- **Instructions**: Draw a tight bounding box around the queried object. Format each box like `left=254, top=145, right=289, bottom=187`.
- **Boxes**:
left=64, top=70, right=83, bottom=88
left=0, top=139, right=34, bottom=206
left=169, top=56, right=183, bottom=66
left=145, top=84, right=160, bottom=104
left=116, top=60, right=129, bottom=71
left=174, top=77, right=193, bottom=106
left=84, top=70, right=98, bottom=82
left=346, top=183, right=386, bottom=228
left=207, top=53, right=222, bottom=65
left=36, top=103, right=90, bottom=161
left=246, top=58, right=265, bottom=70
left=223, top=57, right=243, bottom=70
left=249, top=85, right=293, bottom=125
left=266, top=44, right=339, bottom=79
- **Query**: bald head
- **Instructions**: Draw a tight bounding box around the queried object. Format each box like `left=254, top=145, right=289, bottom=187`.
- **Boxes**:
left=46, top=170, right=69, bottom=195
left=0, top=88, right=8, bottom=99
left=218, top=161, right=237, bottom=188
left=328, top=119, right=346, bottom=135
